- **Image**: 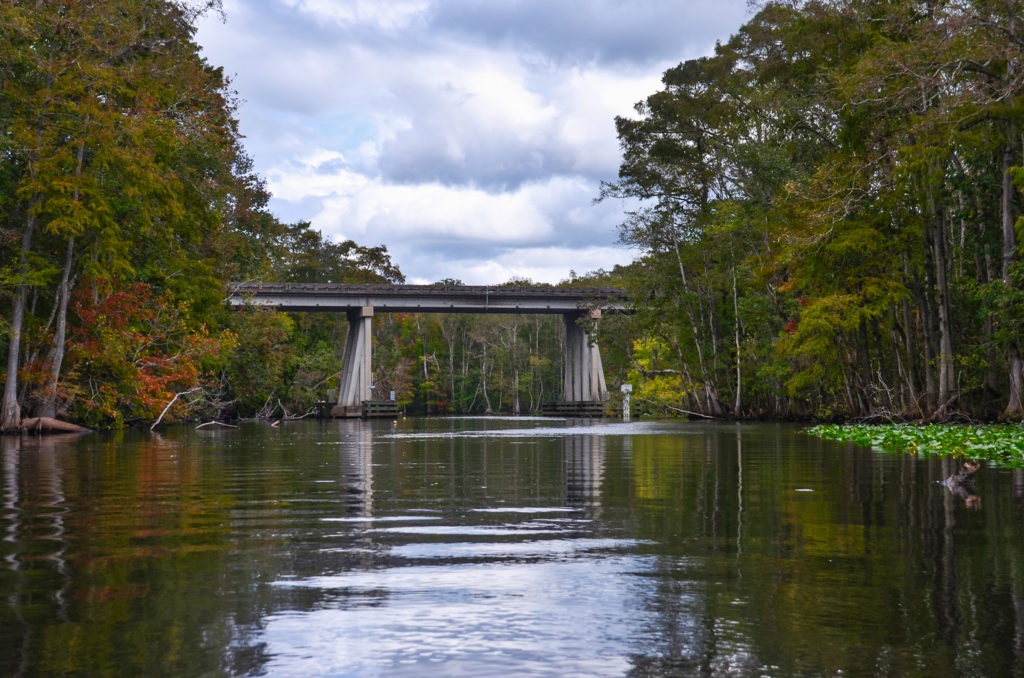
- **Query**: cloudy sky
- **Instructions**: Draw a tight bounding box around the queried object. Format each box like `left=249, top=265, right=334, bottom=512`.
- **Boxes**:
left=195, top=0, right=750, bottom=284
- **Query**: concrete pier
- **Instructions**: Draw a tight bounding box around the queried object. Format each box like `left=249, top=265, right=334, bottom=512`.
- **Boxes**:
left=332, top=306, right=373, bottom=417
left=229, top=283, right=630, bottom=416
left=563, top=311, right=607, bottom=403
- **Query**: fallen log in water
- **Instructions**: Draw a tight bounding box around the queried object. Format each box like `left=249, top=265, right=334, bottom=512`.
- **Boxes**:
left=16, top=417, right=92, bottom=434
left=195, top=420, right=239, bottom=430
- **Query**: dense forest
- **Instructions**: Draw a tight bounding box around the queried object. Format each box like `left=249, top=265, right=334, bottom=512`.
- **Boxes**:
left=601, top=0, right=1024, bottom=421
left=0, top=0, right=410, bottom=430
left=2, top=0, right=1023, bottom=429
left=0, top=0, right=578, bottom=430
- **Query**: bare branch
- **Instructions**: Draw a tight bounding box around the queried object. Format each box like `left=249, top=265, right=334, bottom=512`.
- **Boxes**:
left=150, top=387, right=200, bottom=431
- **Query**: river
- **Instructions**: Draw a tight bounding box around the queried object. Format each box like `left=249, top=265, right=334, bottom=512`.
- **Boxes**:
left=2, top=418, right=1023, bottom=677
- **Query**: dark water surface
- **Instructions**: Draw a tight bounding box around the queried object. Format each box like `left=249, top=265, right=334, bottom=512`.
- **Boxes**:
left=2, top=418, right=1024, bottom=677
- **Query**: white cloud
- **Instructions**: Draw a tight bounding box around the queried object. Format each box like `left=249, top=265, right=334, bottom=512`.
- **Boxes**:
left=438, top=244, right=644, bottom=287
left=196, top=0, right=750, bottom=283
left=314, top=179, right=559, bottom=245
left=267, top=159, right=367, bottom=203
left=282, top=0, right=430, bottom=31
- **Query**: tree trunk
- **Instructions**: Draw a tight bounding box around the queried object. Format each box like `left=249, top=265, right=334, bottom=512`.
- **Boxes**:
left=38, top=236, right=76, bottom=419
left=17, top=417, right=91, bottom=434
left=898, top=260, right=923, bottom=417
left=930, top=215, right=956, bottom=414
left=2, top=287, right=28, bottom=432
left=534, top=317, right=545, bottom=409
left=1002, top=143, right=1023, bottom=418
left=732, top=268, right=741, bottom=417
left=1002, top=144, right=1017, bottom=283
left=1007, top=347, right=1024, bottom=418
left=2, top=211, right=37, bottom=432
left=672, top=237, right=716, bottom=414
left=39, top=118, right=88, bottom=419
left=913, top=269, right=938, bottom=414
left=479, top=339, right=492, bottom=414
left=445, top=320, right=456, bottom=412
left=512, top=369, right=520, bottom=416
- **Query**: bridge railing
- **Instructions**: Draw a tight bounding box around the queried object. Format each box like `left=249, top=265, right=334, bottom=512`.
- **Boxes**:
left=230, top=282, right=629, bottom=300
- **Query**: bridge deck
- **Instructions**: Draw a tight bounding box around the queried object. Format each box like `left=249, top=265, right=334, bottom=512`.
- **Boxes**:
left=228, top=283, right=631, bottom=314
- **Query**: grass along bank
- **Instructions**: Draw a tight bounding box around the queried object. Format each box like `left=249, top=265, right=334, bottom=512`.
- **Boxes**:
left=806, top=424, right=1024, bottom=467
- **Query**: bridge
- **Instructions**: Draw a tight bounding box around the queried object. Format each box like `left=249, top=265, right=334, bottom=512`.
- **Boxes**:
left=228, top=283, right=631, bottom=417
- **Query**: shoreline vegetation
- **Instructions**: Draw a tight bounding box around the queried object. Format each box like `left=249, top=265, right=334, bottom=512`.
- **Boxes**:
left=807, top=423, right=1024, bottom=466
left=3, top=0, right=1024, bottom=432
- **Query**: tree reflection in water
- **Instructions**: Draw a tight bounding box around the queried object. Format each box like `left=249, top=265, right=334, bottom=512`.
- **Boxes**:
left=1, top=421, right=1023, bottom=677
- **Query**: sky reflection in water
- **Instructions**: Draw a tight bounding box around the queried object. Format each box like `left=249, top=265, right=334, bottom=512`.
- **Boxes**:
left=3, top=419, right=1024, bottom=677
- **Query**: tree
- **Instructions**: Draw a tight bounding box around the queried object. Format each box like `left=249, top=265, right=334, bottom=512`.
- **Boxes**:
left=1, top=0, right=243, bottom=429
left=604, top=0, right=1024, bottom=421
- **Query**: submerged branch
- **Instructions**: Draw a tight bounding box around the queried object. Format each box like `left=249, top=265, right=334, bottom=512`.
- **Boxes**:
left=196, top=420, right=239, bottom=430
left=637, top=397, right=720, bottom=419
left=150, top=387, right=201, bottom=431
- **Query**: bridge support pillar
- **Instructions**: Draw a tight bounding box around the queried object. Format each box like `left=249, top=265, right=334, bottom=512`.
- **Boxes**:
left=562, top=311, right=607, bottom=404
left=333, top=306, right=373, bottom=417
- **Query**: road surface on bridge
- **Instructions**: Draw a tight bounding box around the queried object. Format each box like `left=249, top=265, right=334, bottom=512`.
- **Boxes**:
left=227, top=282, right=631, bottom=315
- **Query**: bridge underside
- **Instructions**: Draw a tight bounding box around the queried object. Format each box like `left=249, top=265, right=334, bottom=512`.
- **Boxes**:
left=229, top=284, right=628, bottom=417
left=329, top=307, right=608, bottom=417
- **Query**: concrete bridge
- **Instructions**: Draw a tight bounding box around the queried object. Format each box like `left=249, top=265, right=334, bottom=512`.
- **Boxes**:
left=228, top=283, right=631, bottom=417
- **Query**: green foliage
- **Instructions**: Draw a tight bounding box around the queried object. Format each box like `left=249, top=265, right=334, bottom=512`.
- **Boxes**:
left=807, top=423, right=1024, bottom=466
left=277, top=224, right=405, bottom=284
left=602, top=0, right=1024, bottom=421
left=62, top=281, right=235, bottom=428
left=7, top=0, right=1024, bottom=427
left=0, top=0, right=413, bottom=427
left=627, top=336, right=689, bottom=414
left=224, top=307, right=294, bottom=416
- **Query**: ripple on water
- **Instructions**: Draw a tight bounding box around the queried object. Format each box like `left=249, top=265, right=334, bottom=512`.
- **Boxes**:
left=389, top=536, right=640, bottom=561
left=263, top=497, right=652, bottom=676
left=375, top=520, right=569, bottom=533
left=266, top=554, right=654, bottom=678
left=381, top=421, right=688, bottom=439
left=321, top=515, right=442, bottom=523
left=468, top=506, right=579, bottom=514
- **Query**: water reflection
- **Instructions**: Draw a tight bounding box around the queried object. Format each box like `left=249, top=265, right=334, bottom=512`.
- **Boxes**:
left=0, top=429, right=276, bottom=677
left=2, top=435, right=28, bottom=677
left=3, top=435, right=81, bottom=676
left=2, top=421, right=1024, bottom=677
left=939, top=459, right=982, bottom=509
left=564, top=434, right=604, bottom=505
left=338, top=420, right=373, bottom=517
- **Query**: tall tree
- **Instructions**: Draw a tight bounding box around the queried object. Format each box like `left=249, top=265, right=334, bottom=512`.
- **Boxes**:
left=1, top=0, right=246, bottom=429
left=605, top=0, right=1024, bottom=421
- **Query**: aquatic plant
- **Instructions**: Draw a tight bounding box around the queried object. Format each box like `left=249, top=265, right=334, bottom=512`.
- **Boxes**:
left=806, top=423, right=1024, bottom=466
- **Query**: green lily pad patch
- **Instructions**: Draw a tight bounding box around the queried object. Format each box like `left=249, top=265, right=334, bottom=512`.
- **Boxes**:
left=805, top=423, right=1024, bottom=466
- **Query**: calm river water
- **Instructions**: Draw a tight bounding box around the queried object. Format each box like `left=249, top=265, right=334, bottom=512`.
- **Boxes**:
left=2, top=418, right=1024, bottom=677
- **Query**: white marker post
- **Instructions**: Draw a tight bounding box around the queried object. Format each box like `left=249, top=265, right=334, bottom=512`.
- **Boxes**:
left=621, top=383, right=632, bottom=422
